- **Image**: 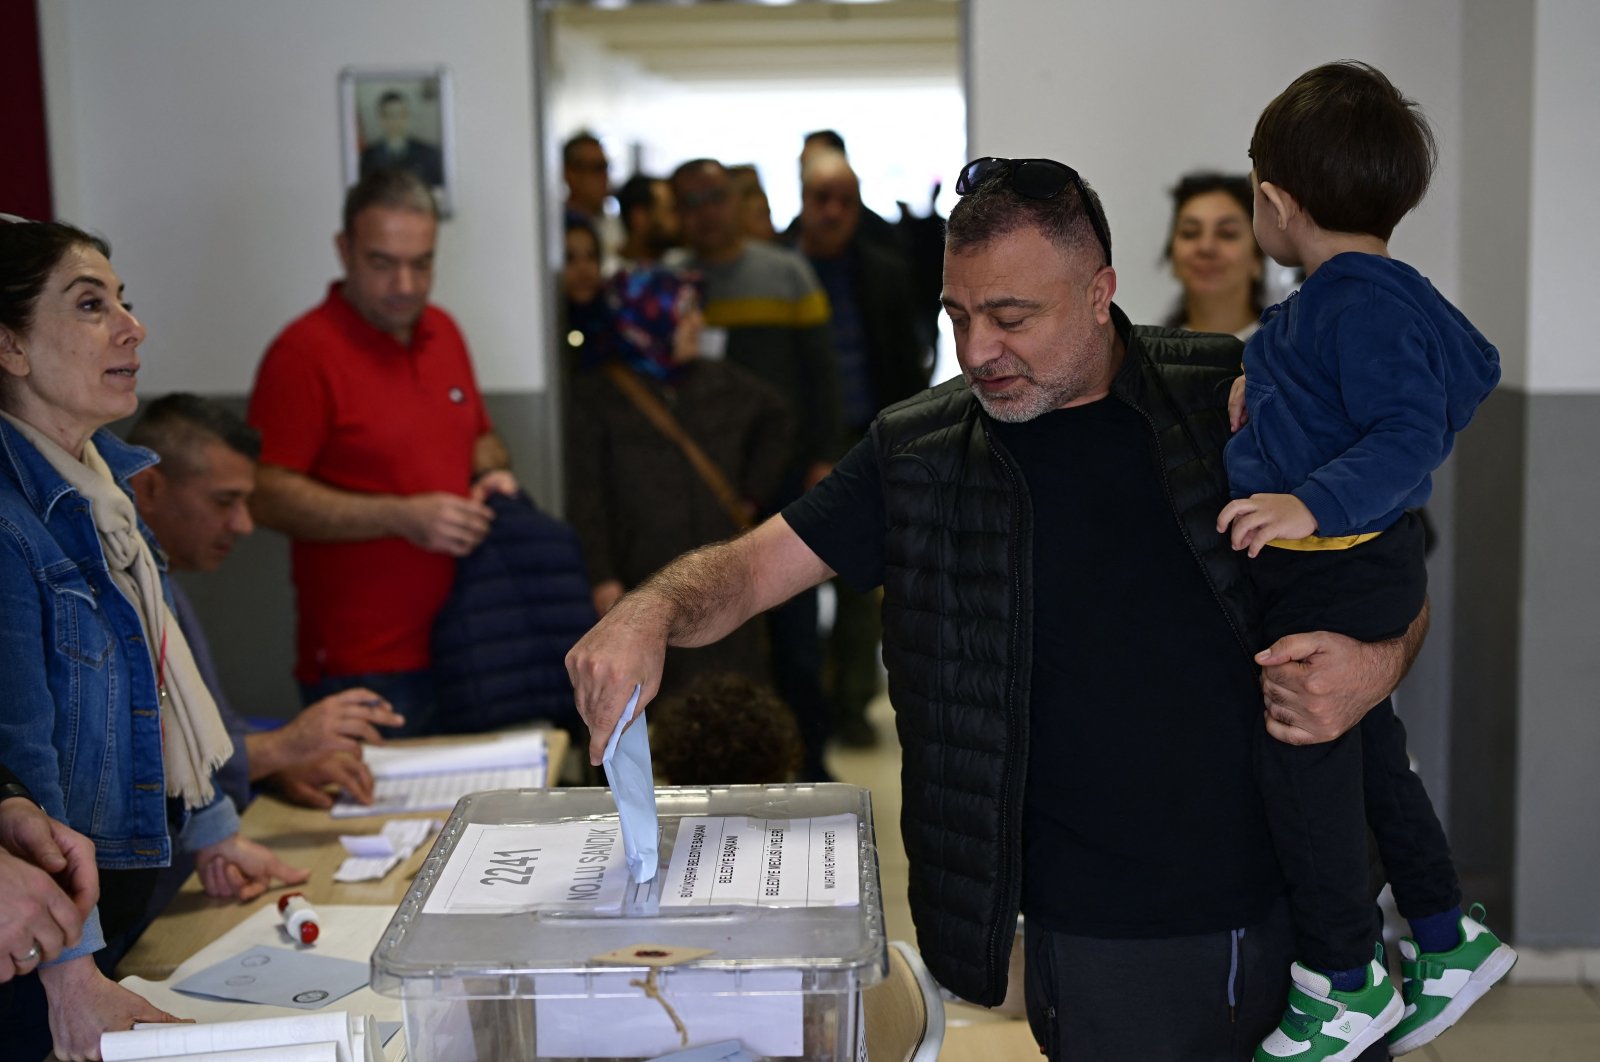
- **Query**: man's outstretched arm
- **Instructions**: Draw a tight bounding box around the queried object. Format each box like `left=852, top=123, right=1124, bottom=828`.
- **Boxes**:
left=1258, top=598, right=1430, bottom=745
left=565, top=515, right=834, bottom=764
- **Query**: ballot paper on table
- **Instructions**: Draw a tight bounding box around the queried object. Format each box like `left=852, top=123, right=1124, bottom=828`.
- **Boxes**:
left=330, top=730, right=547, bottom=818
left=334, top=818, right=439, bottom=882
left=173, top=945, right=369, bottom=1010
left=602, top=684, right=659, bottom=883
left=117, top=906, right=404, bottom=1060
left=659, top=814, right=861, bottom=908
left=100, top=1011, right=378, bottom=1062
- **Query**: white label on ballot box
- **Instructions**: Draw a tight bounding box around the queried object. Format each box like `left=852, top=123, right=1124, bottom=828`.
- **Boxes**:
left=660, top=814, right=859, bottom=908
left=422, top=821, right=633, bottom=913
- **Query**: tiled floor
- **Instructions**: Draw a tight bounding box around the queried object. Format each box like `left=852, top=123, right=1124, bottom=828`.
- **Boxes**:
left=828, top=693, right=1600, bottom=1061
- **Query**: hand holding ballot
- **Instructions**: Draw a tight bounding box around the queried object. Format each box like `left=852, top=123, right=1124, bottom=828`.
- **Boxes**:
left=564, top=518, right=831, bottom=765
left=566, top=589, right=672, bottom=765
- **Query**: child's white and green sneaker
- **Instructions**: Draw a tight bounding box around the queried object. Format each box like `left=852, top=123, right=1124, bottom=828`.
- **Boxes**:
left=1256, top=945, right=1402, bottom=1061
left=1387, top=904, right=1518, bottom=1056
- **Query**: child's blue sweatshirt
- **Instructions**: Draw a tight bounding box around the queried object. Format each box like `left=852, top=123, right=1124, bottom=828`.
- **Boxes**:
left=1225, top=252, right=1501, bottom=536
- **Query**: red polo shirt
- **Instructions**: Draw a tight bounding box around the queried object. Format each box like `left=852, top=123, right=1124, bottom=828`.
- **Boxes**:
left=248, top=283, right=491, bottom=682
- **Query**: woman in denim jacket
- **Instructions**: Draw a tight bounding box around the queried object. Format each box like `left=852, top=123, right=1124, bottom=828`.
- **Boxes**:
left=0, top=220, right=307, bottom=1060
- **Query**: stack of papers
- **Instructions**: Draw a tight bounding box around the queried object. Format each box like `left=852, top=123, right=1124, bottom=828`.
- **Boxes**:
left=335, top=818, right=440, bottom=882
left=331, top=731, right=547, bottom=818
left=100, top=1012, right=379, bottom=1062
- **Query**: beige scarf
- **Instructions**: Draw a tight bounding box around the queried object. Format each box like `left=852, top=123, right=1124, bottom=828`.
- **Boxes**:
left=2, top=411, right=233, bottom=809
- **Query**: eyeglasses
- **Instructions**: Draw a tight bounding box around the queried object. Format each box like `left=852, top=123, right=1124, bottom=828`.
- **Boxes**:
left=955, top=157, right=1113, bottom=267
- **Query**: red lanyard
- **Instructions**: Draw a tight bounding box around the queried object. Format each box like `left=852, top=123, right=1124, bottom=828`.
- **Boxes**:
left=156, top=625, right=168, bottom=748
left=156, top=624, right=169, bottom=697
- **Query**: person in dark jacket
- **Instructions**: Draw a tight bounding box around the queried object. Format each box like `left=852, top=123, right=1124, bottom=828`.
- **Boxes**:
left=565, top=264, right=793, bottom=697
left=788, top=148, right=932, bottom=748
left=566, top=157, right=1426, bottom=1061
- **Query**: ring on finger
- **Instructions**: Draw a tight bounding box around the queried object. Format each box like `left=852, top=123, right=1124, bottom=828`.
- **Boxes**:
left=13, top=943, right=40, bottom=964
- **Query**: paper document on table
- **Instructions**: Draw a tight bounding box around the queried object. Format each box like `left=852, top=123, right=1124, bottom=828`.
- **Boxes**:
left=362, top=731, right=547, bottom=777
left=331, top=732, right=547, bottom=818
left=108, top=1044, right=338, bottom=1062
left=660, top=814, right=860, bottom=908
left=101, top=1011, right=378, bottom=1062
left=172, top=945, right=369, bottom=1010
left=422, top=819, right=642, bottom=913
left=335, top=819, right=439, bottom=881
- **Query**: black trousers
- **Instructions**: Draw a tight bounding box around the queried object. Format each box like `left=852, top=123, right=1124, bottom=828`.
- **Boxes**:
left=1251, top=512, right=1460, bottom=972
left=1021, top=898, right=1389, bottom=1060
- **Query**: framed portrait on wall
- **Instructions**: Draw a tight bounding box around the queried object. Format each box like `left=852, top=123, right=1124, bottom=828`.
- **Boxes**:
left=340, top=66, right=456, bottom=217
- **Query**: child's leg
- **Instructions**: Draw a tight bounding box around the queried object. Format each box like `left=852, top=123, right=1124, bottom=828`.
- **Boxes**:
left=1254, top=724, right=1379, bottom=975
left=1368, top=699, right=1517, bottom=1055
left=1359, top=699, right=1461, bottom=929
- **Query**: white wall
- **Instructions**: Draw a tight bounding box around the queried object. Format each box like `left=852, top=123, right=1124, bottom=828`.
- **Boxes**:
left=40, top=0, right=544, bottom=395
left=1526, top=0, right=1600, bottom=393
left=1458, top=0, right=1535, bottom=391
left=968, top=0, right=1463, bottom=328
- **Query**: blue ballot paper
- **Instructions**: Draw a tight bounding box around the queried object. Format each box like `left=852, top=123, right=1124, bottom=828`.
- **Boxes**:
left=602, top=684, right=659, bottom=882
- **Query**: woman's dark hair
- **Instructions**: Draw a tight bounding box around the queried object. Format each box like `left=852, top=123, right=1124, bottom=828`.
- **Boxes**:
left=0, top=219, right=111, bottom=336
left=650, top=672, right=805, bottom=786
left=1162, top=172, right=1264, bottom=328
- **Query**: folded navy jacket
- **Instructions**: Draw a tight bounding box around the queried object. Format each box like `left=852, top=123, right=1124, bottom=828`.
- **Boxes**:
left=430, top=490, right=597, bottom=736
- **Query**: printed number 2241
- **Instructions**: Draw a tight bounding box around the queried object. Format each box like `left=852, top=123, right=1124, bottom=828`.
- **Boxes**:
left=479, top=847, right=541, bottom=887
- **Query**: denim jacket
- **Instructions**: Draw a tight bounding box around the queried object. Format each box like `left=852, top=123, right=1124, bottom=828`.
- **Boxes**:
left=0, top=419, right=240, bottom=960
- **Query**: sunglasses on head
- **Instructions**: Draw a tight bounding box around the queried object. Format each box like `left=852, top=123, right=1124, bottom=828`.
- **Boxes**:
left=955, top=157, right=1113, bottom=267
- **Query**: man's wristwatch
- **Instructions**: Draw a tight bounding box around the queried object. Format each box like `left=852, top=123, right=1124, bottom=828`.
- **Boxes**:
left=0, top=780, right=39, bottom=807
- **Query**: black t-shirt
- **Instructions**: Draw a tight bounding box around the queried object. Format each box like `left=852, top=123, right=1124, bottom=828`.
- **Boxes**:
left=783, top=397, right=1283, bottom=937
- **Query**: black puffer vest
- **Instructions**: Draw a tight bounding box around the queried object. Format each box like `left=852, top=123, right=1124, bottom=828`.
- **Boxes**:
left=872, top=306, right=1257, bottom=1004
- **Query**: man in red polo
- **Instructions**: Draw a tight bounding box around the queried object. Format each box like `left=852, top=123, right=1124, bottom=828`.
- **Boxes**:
left=247, top=168, right=515, bottom=733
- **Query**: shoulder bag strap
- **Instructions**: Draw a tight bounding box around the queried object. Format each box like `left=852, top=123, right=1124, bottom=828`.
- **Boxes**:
left=602, top=362, right=754, bottom=531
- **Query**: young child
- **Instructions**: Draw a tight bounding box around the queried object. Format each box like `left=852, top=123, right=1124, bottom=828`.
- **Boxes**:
left=649, top=672, right=805, bottom=787
left=1218, top=62, right=1514, bottom=1061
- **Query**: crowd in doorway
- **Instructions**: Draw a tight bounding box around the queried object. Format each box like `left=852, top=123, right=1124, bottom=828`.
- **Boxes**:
left=558, top=129, right=946, bottom=781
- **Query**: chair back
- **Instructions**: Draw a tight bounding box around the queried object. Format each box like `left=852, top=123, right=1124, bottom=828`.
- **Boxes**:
left=862, top=939, right=946, bottom=1062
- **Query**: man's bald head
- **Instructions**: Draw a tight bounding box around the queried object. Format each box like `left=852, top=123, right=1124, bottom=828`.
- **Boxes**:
left=798, top=149, right=862, bottom=260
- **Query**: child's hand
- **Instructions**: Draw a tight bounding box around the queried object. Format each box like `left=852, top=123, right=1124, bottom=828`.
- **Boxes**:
left=1228, top=375, right=1249, bottom=432
left=1216, top=493, right=1317, bottom=557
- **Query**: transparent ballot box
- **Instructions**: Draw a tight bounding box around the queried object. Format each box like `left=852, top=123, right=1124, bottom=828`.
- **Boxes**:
left=370, top=784, right=887, bottom=1061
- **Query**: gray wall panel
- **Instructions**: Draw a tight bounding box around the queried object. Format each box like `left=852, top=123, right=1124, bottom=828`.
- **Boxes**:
left=1514, top=394, right=1600, bottom=945
left=1446, top=388, right=1526, bottom=925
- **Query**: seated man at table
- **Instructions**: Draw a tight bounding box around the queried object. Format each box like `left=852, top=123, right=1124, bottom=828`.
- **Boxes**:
left=129, top=393, right=404, bottom=812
